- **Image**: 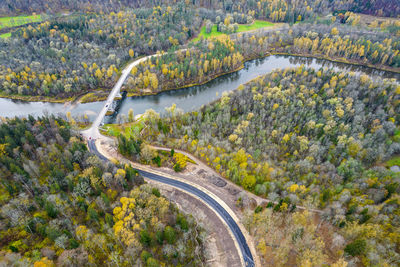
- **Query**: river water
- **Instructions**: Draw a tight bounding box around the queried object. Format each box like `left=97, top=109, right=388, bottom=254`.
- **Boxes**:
left=0, top=55, right=398, bottom=122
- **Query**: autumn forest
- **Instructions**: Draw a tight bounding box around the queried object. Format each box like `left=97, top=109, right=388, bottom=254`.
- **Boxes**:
left=0, top=1, right=399, bottom=267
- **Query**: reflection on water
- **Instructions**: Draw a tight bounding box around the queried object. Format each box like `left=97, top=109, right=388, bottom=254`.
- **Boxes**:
left=0, top=55, right=398, bottom=123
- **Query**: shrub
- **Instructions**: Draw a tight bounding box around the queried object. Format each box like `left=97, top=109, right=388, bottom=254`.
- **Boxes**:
left=155, top=230, right=164, bottom=244
left=152, top=155, right=161, bottom=167
left=173, top=163, right=182, bottom=172
left=176, top=214, right=189, bottom=231
left=146, top=257, right=160, bottom=267
left=140, top=230, right=151, bottom=246
left=344, top=239, right=366, bottom=256
left=69, top=238, right=79, bottom=249
left=254, top=206, right=263, bottom=213
left=164, top=226, right=176, bottom=244
left=87, top=206, right=99, bottom=222
left=173, top=153, right=187, bottom=170
left=241, top=175, right=256, bottom=190
left=141, top=251, right=152, bottom=263
left=152, top=188, right=161, bottom=197
left=105, top=213, right=114, bottom=227
left=44, top=201, right=58, bottom=218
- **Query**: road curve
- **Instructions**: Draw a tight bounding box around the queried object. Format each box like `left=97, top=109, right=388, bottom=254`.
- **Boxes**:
left=87, top=139, right=255, bottom=267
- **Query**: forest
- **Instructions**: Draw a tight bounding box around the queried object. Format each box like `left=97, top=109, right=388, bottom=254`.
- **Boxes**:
left=1, top=1, right=399, bottom=100
left=0, top=116, right=205, bottom=266
left=1, top=0, right=327, bottom=22
left=0, top=4, right=203, bottom=99
left=124, top=21, right=400, bottom=95
left=118, top=67, right=400, bottom=265
left=3, top=0, right=398, bottom=20
left=0, top=0, right=400, bottom=266
left=330, top=0, right=400, bottom=18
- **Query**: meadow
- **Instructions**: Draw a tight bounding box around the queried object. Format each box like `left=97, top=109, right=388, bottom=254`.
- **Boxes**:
left=0, top=14, right=43, bottom=38
left=192, top=20, right=274, bottom=42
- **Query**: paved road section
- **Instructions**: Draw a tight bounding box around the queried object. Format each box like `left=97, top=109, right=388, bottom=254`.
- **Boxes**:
left=82, top=56, right=151, bottom=140
left=82, top=50, right=187, bottom=140
left=87, top=140, right=255, bottom=267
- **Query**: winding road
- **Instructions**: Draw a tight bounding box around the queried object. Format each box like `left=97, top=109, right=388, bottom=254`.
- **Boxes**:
left=87, top=139, right=255, bottom=267
left=81, top=46, right=255, bottom=267
left=83, top=51, right=256, bottom=267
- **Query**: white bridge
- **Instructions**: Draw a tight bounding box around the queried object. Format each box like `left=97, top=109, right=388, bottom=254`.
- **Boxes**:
left=81, top=49, right=256, bottom=267
left=81, top=49, right=186, bottom=140
left=81, top=55, right=152, bottom=139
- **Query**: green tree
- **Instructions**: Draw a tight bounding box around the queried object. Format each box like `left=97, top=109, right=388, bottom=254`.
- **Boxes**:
left=146, top=257, right=159, bottom=267
left=140, top=229, right=151, bottom=246
left=164, top=226, right=176, bottom=244
left=242, top=175, right=256, bottom=190
left=344, top=239, right=366, bottom=256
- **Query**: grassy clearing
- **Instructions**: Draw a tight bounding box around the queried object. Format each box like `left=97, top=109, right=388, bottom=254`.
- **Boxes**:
left=104, top=119, right=145, bottom=138
left=386, top=156, right=400, bottom=168
left=192, top=24, right=225, bottom=42
left=192, top=20, right=274, bottom=42
left=237, top=20, right=275, bottom=31
left=0, top=14, right=43, bottom=30
left=0, top=32, right=11, bottom=38
left=0, top=14, right=44, bottom=39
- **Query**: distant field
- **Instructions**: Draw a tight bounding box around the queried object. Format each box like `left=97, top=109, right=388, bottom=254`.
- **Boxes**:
left=0, top=32, right=11, bottom=38
left=192, top=20, right=274, bottom=42
left=236, top=20, right=275, bottom=31
left=0, top=14, right=42, bottom=30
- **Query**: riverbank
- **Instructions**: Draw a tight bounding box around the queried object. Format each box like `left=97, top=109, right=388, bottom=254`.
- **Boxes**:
left=0, top=92, right=77, bottom=103
left=1, top=50, right=399, bottom=105
left=0, top=86, right=121, bottom=104
left=271, top=51, right=400, bottom=75
left=0, top=62, right=246, bottom=104
left=68, top=51, right=400, bottom=103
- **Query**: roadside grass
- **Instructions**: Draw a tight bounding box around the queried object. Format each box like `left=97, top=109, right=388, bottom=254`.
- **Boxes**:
left=192, top=20, right=274, bottom=42
left=0, top=14, right=43, bottom=30
left=104, top=118, right=197, bottom=170
left=103, top=119, right=145, bottom=138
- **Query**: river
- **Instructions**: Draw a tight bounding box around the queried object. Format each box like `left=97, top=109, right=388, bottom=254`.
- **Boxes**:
left=0, top=55, right=399, bottom=122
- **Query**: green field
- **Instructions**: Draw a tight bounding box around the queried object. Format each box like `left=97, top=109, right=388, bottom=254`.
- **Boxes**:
left=236, top=20, right=274, bottom=31
left=0, top=32, right=11, bottom=38
left=0, top=14, right=43, bottom=30
left=192, top=20, right=274, bottom=42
